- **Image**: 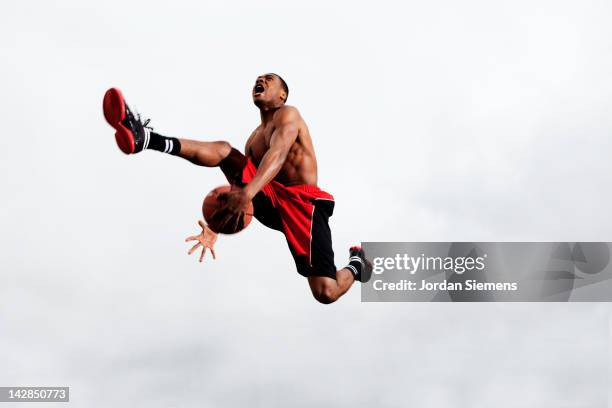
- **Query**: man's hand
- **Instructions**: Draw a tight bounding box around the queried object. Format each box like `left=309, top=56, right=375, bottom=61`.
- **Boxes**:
left=219, top=188, right=251, bottom=213
left=213, top=188, right=251, bottom=232
left=185, top=220, right=218, bottom=262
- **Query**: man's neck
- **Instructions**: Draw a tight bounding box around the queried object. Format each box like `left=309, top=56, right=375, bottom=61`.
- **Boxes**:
left=259, top=102, right=283, bottom=124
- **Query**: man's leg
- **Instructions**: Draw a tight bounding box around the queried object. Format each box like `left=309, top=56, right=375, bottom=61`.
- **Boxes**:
left=290, top=198, right=374, bottom=304
left=174, top=138, right=232, bottom=167
left=141, top=132, right=249, bottom=183
left=307, top=246, right=373, bottom=304
left=308, top=269, right=355, bottom=304
left=102, top=87, right=234, bottom=167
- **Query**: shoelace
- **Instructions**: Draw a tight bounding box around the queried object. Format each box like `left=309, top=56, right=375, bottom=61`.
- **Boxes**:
left=139, top=115, right=153, bottom=131
left=125, top=104, right=154, bottom=131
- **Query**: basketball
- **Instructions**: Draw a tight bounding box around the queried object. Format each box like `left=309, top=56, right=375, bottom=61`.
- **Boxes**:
left=202, top=185, right=254, bottom=234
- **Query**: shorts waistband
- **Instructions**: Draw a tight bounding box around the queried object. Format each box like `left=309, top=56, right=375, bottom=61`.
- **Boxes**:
left=280, top=183, right=334, bottom=200
left=283, top=184, right=322, bottom=192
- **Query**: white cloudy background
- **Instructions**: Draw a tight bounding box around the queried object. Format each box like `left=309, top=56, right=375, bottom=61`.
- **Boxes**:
left=1, top=0, right=611, bottom=407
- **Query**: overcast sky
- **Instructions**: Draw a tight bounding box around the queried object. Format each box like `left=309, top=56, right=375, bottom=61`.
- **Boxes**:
left=1, top=0, right=611, bottom=407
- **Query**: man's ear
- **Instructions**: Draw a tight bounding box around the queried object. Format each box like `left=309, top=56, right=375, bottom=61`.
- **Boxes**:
left=280, top=91, right=287, bottom=102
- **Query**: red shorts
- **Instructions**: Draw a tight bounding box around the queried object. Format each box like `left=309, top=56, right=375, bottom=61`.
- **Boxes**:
left=220, top=148, right=337, bottom=279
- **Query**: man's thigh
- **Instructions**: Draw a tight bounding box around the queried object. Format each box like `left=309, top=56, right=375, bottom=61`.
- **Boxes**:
left=290, top=199, right=337, bottom=279
left=219, top=147, right=248, bottom=185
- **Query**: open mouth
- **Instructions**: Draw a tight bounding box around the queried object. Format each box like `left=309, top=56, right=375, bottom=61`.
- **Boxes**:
left=254, top=84, right=265, bottom=94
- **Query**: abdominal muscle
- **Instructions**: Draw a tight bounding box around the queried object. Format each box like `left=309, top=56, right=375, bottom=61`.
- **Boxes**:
left=277, top=145, right=318, bottom=186
left=247, top=139, right=318, bottom=187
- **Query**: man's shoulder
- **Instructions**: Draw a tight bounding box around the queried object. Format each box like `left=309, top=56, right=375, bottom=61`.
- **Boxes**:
left=274, top=105, right=301, bottom=123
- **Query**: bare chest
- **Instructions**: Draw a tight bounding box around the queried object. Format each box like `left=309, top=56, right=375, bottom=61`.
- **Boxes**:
left=246, top=126, right=275, bottom=165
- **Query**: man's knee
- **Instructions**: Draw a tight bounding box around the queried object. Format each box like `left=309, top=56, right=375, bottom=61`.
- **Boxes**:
left=215, top=141, right=232, bottom=158
left=188, top=140, right=232, bottom=166
left=311, top=285, right=338, bottom=304
left=202, top=141, right=232, bottom=164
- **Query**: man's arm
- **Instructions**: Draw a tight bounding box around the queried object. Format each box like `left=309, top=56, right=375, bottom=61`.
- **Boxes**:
left=243, top=108, right=299, bottom=199
left=213, top=107, right=299, bottom=228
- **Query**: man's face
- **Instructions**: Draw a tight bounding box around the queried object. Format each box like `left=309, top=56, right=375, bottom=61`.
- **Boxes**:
left=252, top=74, right=285, bottom=106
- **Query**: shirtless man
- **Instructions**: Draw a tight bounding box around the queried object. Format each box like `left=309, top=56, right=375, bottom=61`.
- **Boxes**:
left=102, top=73, right=371, bottom=304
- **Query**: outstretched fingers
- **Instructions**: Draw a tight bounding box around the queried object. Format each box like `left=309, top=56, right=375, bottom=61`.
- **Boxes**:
left=186, top=219, right=218, bottom=262
left=188, top=242, right=202, bottom=255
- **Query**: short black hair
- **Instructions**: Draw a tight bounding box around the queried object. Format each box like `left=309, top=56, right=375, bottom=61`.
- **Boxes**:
left=271, top=73, right=289, bottom=102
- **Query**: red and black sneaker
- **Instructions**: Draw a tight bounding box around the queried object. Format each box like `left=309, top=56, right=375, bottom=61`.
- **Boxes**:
left=349, top=246, right=373, bottom=283
left=102, top=87, right=152, bottom=154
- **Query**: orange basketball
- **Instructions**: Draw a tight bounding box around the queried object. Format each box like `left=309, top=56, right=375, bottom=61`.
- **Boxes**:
left=202, top=185, right=254, bottom=234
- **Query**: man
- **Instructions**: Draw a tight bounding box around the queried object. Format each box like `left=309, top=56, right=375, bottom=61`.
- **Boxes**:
left=102, top=73, right=371, bottom=304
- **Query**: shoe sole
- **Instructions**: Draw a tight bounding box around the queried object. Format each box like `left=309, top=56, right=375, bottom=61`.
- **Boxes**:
left=103, top=87, right=135, bottom=154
